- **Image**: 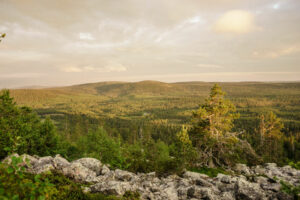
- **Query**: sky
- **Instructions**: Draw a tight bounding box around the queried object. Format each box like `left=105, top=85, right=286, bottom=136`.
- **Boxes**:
left=0, top=0, right=300, bottom=88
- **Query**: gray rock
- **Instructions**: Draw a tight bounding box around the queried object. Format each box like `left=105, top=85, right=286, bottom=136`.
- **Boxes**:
left=265, top=163, right=277, bottom=168
left=53, top=154, right=70, bottom=170
left=37, top=156, right=53, bottom=166
left=34, top=164, right=54, bottom=174
left=163, top=184, right=178, bottom=200
left=188, top=186, right=218, bottom=200
left=101, top=164, right=110, bottom=175
left=253, top=165, right=266, bottom=175
left=115, top=169, right=135, bottom=181
left=183, top=171, right=209, bottom=180
left=90, top=181, right=132, bottom=196
left=20, top=154, right=39, bottom=167
left=72, top=158, right=102, bottom=176
left=234, top=178, right=264, bottom=200
left=235, top=163, right=251, bottom=175
left=220, top=175, right=232, bottom=184
left=4, top=154, right=298, bottom=200
left=260, top=182, right=281, bottom=192
left=62, top=162, right=97, bottom=183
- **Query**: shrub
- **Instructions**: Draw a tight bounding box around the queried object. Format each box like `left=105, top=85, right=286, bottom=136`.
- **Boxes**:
left=289, top=161, right=300, bottom=170
left=0, top=90, right=58, bottom=159
left=0, top=156, right=56, bottom=199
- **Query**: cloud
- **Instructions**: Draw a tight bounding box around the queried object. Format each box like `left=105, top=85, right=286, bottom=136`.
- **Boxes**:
left=214, top=10, right=259, bottom=34
left=60, top=64, right=127, bottom=73
left=273, top=3, right=280, bottom=10
left=0, top=73, right=44, bottom=78
left=252, top=44, right=300, bottom=58
left=61, top=66, right=82, bottom=72
left=104, top=63, right=127, bottom=72
left=79, top=32, right=94, bottom=40
left=196, top=64, right=224, bottom=69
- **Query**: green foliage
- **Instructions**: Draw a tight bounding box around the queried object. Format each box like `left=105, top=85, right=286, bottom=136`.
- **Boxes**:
left=77, top=128, right=126, bottom=169
left=250, top=111, right=286, bottom=164
left=189, top=84, right=242, bottom=167
left=170, top=126, right=197, bottom=172
left=0, top=90, right=59, bottom=159
left=0, top=156, right=55, bottom=200
left=280, top=180, right=300, bottom=199
left=9, top=82, right=300, bottom=165
left=289, top=161, right=300, bottom=170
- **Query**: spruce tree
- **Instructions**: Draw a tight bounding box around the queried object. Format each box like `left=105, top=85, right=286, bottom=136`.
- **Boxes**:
left=189, top=84, right=240, bottom=167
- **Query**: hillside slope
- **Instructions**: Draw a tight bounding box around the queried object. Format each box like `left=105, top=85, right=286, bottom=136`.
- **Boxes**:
left=8, top=81, right=300, bottom=126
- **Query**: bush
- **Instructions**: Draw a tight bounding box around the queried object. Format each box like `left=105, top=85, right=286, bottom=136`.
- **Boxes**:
left=289, top=161, right=300, bottom=170
left=0, top=90, right=58, bottom=159
left=280, top=180, right=300, bottom=199
left=77, top=128, right=126, bottom=169
left=0, top=156, right=56, bottom=200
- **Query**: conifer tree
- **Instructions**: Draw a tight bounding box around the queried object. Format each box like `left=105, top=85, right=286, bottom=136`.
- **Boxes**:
left=257, top=111, right=284, bottom=162
left=189, top=84, right=240, bottom=167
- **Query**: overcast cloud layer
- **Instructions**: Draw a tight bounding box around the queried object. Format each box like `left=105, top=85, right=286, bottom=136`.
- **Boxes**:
left=0, top=0, right=300, bottom=88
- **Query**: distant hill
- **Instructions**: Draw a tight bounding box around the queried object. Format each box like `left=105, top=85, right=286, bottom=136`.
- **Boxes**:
left=13, top=80, right=299, bottom=97
left=7, top=80, right=300, bottom=126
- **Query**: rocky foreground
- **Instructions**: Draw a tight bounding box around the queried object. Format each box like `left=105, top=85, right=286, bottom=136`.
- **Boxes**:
left=2, top=154, right=300, bottom=200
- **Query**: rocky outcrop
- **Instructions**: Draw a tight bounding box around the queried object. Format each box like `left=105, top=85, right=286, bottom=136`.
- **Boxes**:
left=2, top=154, right=299, bottom=200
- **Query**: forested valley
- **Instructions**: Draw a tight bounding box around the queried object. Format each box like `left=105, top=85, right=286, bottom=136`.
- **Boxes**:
left=1, top=81, right=300, bottom=199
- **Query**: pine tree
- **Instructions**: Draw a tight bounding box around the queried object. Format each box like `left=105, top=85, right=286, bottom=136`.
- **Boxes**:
left=189, top=84, right=240, bottom=167
left=257, top=111, right=284, bottom=163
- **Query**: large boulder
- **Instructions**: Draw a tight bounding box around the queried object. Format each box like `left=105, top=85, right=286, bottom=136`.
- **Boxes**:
left=187, top=186, right=218, bottom=200
left=72, top=158, right=102, bottom=176
left=101, top=164, right=110, bottom=175
left=34, top=164, right=55, bottom=174
left=235, top=164, right=251, bottom=175
left=37, top=156, right=53, bottom=166
left=90, top=181, right=132, bottom=196
left=115, top=169, right=135, bottom=181
left=53, top=154, right=70, bottom=170
left=62, top=162, right=97, bottom=183
left=234, top=178, right=265, bottom=200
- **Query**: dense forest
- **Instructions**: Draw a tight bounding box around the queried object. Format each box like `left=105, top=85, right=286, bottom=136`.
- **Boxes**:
left=9, top=81, right=300, bottom=165
left=1, top=82, right=300, bottom=199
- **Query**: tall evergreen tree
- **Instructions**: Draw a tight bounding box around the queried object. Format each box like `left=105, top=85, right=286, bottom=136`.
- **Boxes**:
left=189, top=84, right=240, bottom=167
left=256, top=111, right=284, bottom=163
